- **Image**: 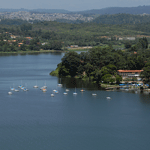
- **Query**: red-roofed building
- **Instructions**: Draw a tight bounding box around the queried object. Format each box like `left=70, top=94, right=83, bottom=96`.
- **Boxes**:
left=117, top=70, right=143, bottom=80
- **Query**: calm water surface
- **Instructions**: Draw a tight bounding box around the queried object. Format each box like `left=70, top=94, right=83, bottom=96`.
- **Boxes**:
left=0, top=53, right=150, bottom=150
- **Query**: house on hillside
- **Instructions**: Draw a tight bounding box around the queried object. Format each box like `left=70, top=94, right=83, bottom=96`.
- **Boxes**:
left=117, top=70, right=143, bottom=81
left=124, top=37, right=136, bottom=40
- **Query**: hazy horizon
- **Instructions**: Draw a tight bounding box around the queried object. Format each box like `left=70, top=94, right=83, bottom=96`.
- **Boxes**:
left=0, top=0, right=150, bottom=11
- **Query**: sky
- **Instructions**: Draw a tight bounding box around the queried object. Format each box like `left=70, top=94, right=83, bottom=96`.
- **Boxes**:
left=1, top=0, right=150, bottom=11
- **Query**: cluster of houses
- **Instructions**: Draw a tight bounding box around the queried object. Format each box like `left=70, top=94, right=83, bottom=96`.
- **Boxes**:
left=0, top=32, right=34, bottom=47
left=100, top=35, right=150, bottom=41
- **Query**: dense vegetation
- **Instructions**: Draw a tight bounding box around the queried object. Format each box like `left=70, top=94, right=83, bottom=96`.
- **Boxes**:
left=51, top=37, right=150, bottom=84
left=93, top=14, right=150, bottom=24
left=80, top=6, right=150, bottom=15
left=0, top=14, right=150, bottom=52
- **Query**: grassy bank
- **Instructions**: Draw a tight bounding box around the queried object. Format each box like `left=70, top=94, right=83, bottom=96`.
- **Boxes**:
left=0, top=50, right=63, bottom=55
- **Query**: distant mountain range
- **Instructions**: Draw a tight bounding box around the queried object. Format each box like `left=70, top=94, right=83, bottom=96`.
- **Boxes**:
left=78, top=5, right=150, bottom=15
left=92, top=14, right=150, bottom=24
left=1, top=6, right=150, bottom=14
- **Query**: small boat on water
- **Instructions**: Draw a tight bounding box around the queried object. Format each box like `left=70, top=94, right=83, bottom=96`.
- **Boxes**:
left=14, top=89, right=19, bottom=92
left=40, top=86, right=47, bottom=90
left=23, top=88, right=29, bottom=91
left=57, top=78, right=62, bottom=87
left=18, top=85, right=22, bottom=88
left=54, top=90, right=59, bottom=93
left=43, top=81, right=47, bottom=89
left=33, top=81, right=38, bottom=88
left=42, top=88, right=47, bottom=92
left=24, top=84, right=29, bottom=91
left=57, top=84, right=62, bottom=87
left=8, top=91, right=12, bottom=95
left=92, top=93, right=97, bottom=96
left=66, top=89, right=69, bottom=92
left=106, top=97, right=111, bottom=99
left=63, top=92, right=68, bottom=95
left=53, top=89, right=58, bottom=92
left=73, top=87, right=77, bottom=95
left=21, top=86, right=25, bottom=90
left=43, top=85, right=47, bottom=89
left=33, top=85, right=38, bottom=88
left=18, top=80, right=23, bottom=88
left=80, top=89, right=85, bottom=92
left=10, top=87, right=15, bottom=91
left=51, top=93, right=54, bottom=97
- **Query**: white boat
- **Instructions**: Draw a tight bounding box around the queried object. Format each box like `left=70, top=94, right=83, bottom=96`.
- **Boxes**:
left=21, top=86, right=25, bottom=90
left=8, top=91, right=12, bottom=95
left=43, top=81, right=47, bottom=89
left=18, top=85, right=22, bottom=88
left=51, top=93, right=54, bottom=97
left=54, top=90, right=59, bottom=93
left=23, top=88, right=29, bottom=91
left=73, top=87, right=77, bottom=95
left=53, top=88, right=58, bottom=93
left=10, top=87, right=15, bottom=91
left=33, top=85, right=38, bottom=88
left=92, top=93, right=97, bottom=96
left=33, top=81, right=38, bottom=88
left=43, top=85, right=47, bottom=89
left=66, top=89, right=69, bottom=92
left=24, top=84, right=29, bottom=91
left=106, top=97, right=111, bottom=99
left=14, top=89, right=19, bottom=92
left=63, top=92, right=68, bottom=95
left=57, top=78, right=62, bottom=87
left=18, top=80, right=23, bottom=88
left=57, top=84, right=62, bottom=87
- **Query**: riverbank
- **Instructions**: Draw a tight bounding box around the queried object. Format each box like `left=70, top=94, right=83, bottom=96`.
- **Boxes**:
left=0, top=50, right=64, bottom=55
left=0, top=48, right=90, bottom=55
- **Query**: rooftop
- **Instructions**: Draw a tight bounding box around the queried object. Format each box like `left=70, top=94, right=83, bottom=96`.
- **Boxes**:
left=118, top=70, right=143, bottom=73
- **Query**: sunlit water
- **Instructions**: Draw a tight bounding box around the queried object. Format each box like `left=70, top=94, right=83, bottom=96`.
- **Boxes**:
left=0, top=53, right=150, bottom=150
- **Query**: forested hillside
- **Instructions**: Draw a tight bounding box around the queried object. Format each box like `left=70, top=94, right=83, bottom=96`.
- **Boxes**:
left=0, top=19, right=150, bottom=52
left=79, top=6, right=150, bottom=15
left=92, top=14, right=150, bottom=24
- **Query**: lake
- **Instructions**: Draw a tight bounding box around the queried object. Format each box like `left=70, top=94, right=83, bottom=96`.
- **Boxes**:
left=0, top=52, right=150, bottom=150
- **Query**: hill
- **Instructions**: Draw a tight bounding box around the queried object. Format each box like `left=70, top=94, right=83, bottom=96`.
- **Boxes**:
left=1, top=6, right=150, bottom=15
left=79, top=6, right=150, bottom=15
left=92, top=14, right=150, bottom=24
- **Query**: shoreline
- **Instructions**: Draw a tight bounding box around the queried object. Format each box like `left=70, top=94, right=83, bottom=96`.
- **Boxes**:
left=0, top=50, right=64, bottom=55
left=0, top=48, right=90, bottom=55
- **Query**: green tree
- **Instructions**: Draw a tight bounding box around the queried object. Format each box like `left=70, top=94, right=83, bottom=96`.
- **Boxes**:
left=116, top=75, right=122, bottom=84
left=59, top=51, right=80, bottom=77
left=124, top=41, right=132, bottom=49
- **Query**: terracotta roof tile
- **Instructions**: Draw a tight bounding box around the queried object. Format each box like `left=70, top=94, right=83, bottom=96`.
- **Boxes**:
left=117, top=70, right=143, bottom=73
